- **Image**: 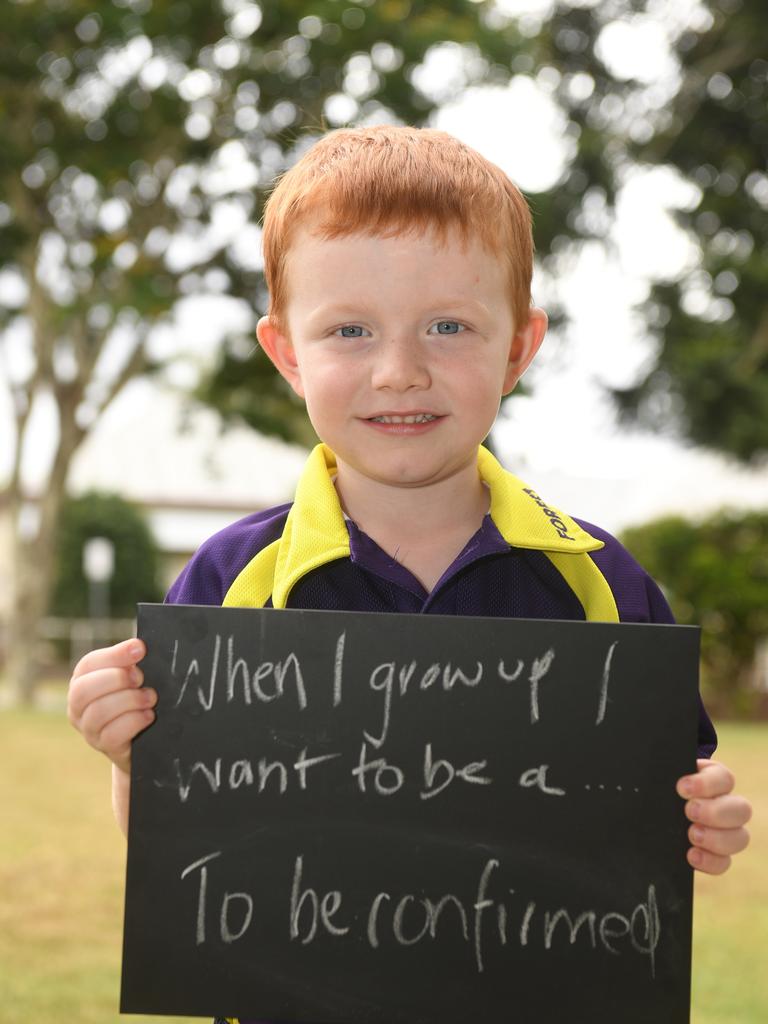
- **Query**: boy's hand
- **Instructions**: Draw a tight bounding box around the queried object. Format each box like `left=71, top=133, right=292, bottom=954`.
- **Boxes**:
left=68, top=639, right=156, bottom=775
left=677, top=759, right=752, bottom=875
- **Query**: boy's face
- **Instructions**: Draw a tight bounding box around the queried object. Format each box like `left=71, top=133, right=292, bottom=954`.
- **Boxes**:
left=257, top=220, right=547, bottom=493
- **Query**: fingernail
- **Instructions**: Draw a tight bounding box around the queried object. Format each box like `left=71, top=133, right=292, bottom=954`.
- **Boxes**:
left=688, top=800, right=701, bottom=820
left=691, top=826, right=705, bottom=844
left=679, top=779, right=694, bottom=797
left=129, top=666, right=143, bottom=685
left=128, top=641, right=144, bottom=659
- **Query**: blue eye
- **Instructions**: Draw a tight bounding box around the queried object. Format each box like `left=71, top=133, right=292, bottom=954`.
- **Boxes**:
left=431, top=321, right=464, bottom=335
left=334, top=321, right=464, bottom=337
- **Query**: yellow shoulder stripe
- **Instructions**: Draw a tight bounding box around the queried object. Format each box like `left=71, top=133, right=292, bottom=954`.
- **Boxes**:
left=545, top=550, right=619, bottom=622
left=224, top=444, right=349, bottom=609
left=223, top=538, right=279, bottom=608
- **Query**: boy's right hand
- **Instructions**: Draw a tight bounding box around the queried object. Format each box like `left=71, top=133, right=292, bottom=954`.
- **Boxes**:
left=68, top=639, right=156, bottom=775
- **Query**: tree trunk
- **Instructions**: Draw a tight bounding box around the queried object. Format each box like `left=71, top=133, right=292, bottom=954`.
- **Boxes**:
left=6, top=387, right=86, bottom=705
left=6, top=535, right=55, bottom=705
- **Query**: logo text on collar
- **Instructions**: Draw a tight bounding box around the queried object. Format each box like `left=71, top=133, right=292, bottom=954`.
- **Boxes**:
left=522, top=488, right=575, bottom=542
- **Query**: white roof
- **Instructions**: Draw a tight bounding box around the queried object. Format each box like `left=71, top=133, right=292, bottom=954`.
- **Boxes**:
left=69, top=379, right=309, bottom=512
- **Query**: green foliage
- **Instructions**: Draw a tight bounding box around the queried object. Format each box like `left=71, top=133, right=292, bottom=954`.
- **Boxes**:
left=1, top=0, right=535, bottom=446
left=621, top=510, right=768, bottom=715
left=532, top=0, right=768, bottom=461
left=4, top=0, right=766, bottom=458
left=2, top=0, right=546, bottom=700
left=50, top=492, right=163, bottom=617
left=195, top=341, right=318, bottom=447
left=194, top=0, right=768, bottom=457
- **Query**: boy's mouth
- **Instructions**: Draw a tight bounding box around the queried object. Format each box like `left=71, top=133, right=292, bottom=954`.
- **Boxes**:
left=367, top=413, right=440, bottom=424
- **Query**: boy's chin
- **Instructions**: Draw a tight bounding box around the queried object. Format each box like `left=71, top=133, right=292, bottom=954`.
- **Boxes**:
left=335, top=449, right=481, bottom=490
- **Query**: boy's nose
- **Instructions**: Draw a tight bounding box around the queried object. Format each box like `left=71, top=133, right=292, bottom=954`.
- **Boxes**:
left=370, top=336, right=431, bottom=391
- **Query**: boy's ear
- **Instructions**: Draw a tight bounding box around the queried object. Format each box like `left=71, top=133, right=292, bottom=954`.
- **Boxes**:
left=502, top=307, right=548, bottom=395
left=256, top=315, right=305, bottom=399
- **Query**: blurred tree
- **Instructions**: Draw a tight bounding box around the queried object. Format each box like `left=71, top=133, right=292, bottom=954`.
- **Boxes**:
left=4, top=0, right=765, bottom=702
left=621, top=511, right=768, bottom=716
left=50, top=492, right=163, bottom=618
left=0, top=0, right=532, bottom=702
left=528, top=0, right=768, bottom=461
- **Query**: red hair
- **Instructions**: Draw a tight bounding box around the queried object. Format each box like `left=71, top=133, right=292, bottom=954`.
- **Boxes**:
left=260, top=124, right=534, bottom=336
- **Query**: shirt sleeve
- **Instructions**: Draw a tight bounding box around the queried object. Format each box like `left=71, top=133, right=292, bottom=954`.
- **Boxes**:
left=165, top=504, right=292, bottom=607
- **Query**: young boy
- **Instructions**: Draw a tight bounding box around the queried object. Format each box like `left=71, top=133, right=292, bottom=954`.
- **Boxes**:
left=68, top=125, right=751, bottom=1015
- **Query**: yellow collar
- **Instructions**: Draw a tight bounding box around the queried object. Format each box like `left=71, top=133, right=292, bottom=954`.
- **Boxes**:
left=225, top=444, right=607, bottom=612
left=476, top=445, right=603, bottom=553
left=273, top=443, right=602, bottom=602
left=271, top=444, right=351, bottom=609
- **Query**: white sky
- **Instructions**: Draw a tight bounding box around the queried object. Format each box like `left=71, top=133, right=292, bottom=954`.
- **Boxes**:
left=2, top=0, right=768, bottom=537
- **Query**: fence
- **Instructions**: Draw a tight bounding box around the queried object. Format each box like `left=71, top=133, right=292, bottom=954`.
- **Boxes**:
left=37, top=616, right=138, bottom=671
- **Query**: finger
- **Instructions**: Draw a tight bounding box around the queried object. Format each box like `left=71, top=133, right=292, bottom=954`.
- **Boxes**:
left=685, top=794, right=753, bottom=829
left=79, top=686, right=157, bottom=748
left=689, top=823, right=751, bottom=857
left=68, top=665, right=144, bottom=724
left=687, top=846, right=731, bottom=875
left=677, top=760, right=734, bottom=799
left=71, top=638, right=146, bottom=680
left=97, top=709, right=157, bottom=774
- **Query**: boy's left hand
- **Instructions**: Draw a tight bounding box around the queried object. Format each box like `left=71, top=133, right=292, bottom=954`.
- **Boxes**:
left=677, top=759, right=752, bottom=874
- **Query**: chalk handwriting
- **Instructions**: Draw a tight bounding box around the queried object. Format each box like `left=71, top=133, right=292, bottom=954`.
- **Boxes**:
left=172, top=634, right=307, bottom=712
left=595, top=641, right=619, bottom=725
left=168, top=632, right=621, bottom=738
left=519, top=764, right=566, bottom=797
left=290, top=855, right=350, bottom=943
left=527, top=648, right=555, bottom=724
left=333, top=632, right=346, bottom=707
left=497, top=658, right=524, bottom=683
left=420, top=743, right=492, bottom=801
left=363, top=659, right=484, bottom=749
left=180, top=851, right=221, bottom=945
left=220, top=890, right=253, bottom=944
left=269, top=854, right=660, bottom=978
left=181, top=850, right=254, bottom=946
left=161, top=750, right=648, bottom=805
left=168, top=748, right=342, bottom=802
left=352, top=743, right=404, bottom=795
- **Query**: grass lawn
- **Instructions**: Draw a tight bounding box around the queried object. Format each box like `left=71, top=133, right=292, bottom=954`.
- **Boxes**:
left=689, top=723, right=767, bottom=1024
left=0, top=698, right=765, bottom=1023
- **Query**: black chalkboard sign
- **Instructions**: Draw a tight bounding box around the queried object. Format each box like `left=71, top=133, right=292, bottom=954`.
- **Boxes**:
left=121, top=604, right=700, bottom=1023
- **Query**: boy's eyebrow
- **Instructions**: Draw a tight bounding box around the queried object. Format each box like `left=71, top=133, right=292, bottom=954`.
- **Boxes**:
left=306, top=299, right=492, bottom=320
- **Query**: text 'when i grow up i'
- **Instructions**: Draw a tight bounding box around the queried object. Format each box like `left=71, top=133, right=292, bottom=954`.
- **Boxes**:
left=160, top=632, right=621, bottom=804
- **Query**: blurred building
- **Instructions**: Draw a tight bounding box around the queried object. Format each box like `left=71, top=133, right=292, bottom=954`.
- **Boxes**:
left=0, top=386, right=308, bottom=623
left=67, top=386, right=309, bottom=590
